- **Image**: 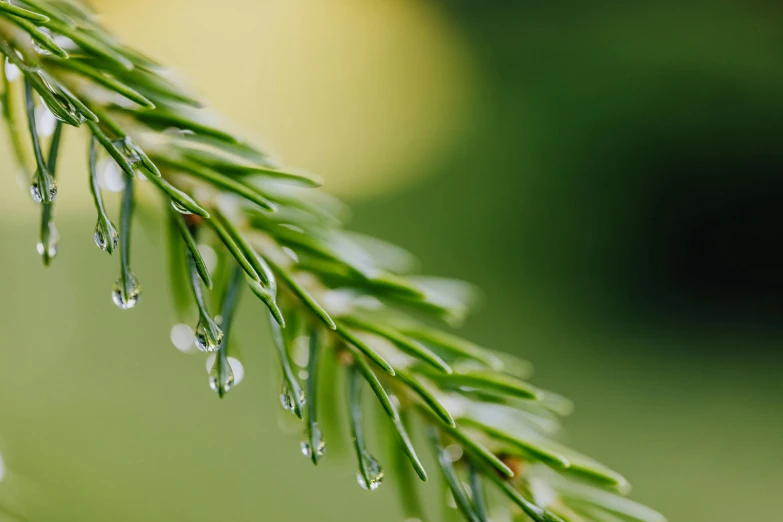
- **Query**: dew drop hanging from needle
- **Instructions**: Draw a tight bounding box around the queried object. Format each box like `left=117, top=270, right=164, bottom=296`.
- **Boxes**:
left=205, top=355, right=245, bottom=385
left=36, top=221, right=59, bottom=260
left=171, top=200, right=193, bottom=214
left=356, top=450, right=384, bottom=491
left=112, top=137, right=142, bottom=168
left=280, top=381, right=305, bottom=414
left=194, top=316, right=223, bottom=352
left=31, top=28, right=54, bottom=56
left=208, top=358, right=234, bottom=394
left=94, top=220, right=119, bottom=252
left=111, top=273, right=141, bottom=309
left=300, top=423, right=326, bottom=459
left=30, top=175, right=57, bottom=204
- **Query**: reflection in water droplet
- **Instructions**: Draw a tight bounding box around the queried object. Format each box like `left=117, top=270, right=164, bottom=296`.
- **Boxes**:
left=228, top=357, right=245, bottom=385
left=36, top=222, right=59, bottom=260
left=356, top=451, right=384, bottom=491
left=170, top=200, right=193, bottom=215
left=0, top=452, right=5, bottom=482
left=35, top=70, right=84, bottom=125
left=32, top=28, right=54, bottom=55
left=30, top=175, right=57, bottom=204
left=300, top=440, right=325, bottom=458
left=112, top=137, right=142, bottom=168
left=205, top=355, right=245, bottom=386
left=94, top=219, right=119, bottom=252
left=30, top=180, right=42, bottom=203
left=111, top=273, right=141, bottom=309
left=280, top=386, right=295, bottom=412
left=208, top=357, right=234, bottom=395
left=300, top=423, right=326, bottom=459
left=279, top=381, right=305, bottom=414
left=33, top=27, right=52, bottom=56
left=195, top=316, right=223, bottom=352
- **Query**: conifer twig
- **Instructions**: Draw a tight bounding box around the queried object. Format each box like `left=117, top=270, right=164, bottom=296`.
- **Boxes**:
left=0, top=3, right=665, bottom=521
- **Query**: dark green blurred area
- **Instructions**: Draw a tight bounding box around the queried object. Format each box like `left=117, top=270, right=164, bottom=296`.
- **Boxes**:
left=2, top=1, right=783, bottom=521
left=358, top=1, right=783, bottom=519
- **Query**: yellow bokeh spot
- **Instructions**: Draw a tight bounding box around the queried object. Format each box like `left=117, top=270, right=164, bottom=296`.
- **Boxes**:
left=0, top=0, right=475, bottom=215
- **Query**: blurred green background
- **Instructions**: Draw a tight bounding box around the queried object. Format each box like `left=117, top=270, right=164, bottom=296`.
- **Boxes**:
left=2, top=1, right=783, bottom=521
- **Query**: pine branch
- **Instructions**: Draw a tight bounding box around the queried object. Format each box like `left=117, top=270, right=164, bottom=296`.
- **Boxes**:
left=0, top=2, right=666, bottom=522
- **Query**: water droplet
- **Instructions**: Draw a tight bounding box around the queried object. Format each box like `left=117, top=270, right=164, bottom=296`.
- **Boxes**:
left=53, top=104, right=85, bottom=125
left=280, top=388, right=295, bottom=412
left=300, top=423, right=326, bottom=459
left=127, top=150, right=141, bottom=167
left=445, top=443, right=463, bottom=463
left=15, top=169, right=26, bottom=190
left=300, top=439, right=326, bottom=459
left=195, top=316, right=223, bottom=352
left=53, top=35, right=74, bottom=50
left=30, top=180, right=42, bottom=203
left=206, top=355, right=245, bottom=386
left=170, top=200, right=193, bottom=215
left=528, top=477, right=558, bottom=509
left=99, top=159, right=125, bottom=192
left=112, top=137, right=142, bottom=168
left=32, top=28, right=54, bottom=55
left=111, top=273, right=141, bottom=310
left=281, top=246, right=299, bottom=262
left=30, top=175, right=57, bottom=204
left=291, top=336, right=310, bottom=367
left=280, top=224, right=305, bottom=233
left=4, top=58, right=20, bottom=82
left=196, top=244, right=218, bottom=275
left=389, top=394, right=401, bottom=410
left=35, top=71, right=83, bottom=124
left=36, top=222, right=59, bottom=260
left=279, top=381, right=305, bottom=414
left=0, top=452, right=5, bottom=482
left=94, top=219, right=119, bottom=252
left=208, top=356, right=235, bottom=396
left=228, top=357, right=245, bottom=385
left=356, top=451, right=384, bottom=491
left=35, top=104, right=57, bottom=138
left=170, top=323, right=196, bottom=353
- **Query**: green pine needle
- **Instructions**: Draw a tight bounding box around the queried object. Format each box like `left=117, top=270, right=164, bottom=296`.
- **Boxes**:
left=0, top=3, right=666, bottom=522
